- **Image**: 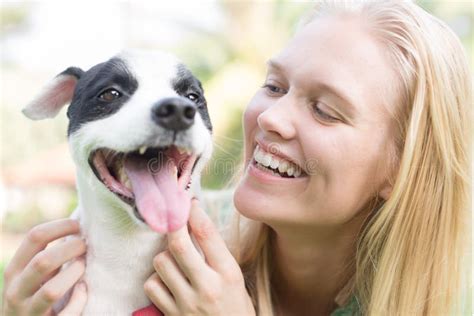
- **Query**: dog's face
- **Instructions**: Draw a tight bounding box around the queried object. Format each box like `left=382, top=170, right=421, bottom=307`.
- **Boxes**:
left=23, top=50, right=213, bottom=233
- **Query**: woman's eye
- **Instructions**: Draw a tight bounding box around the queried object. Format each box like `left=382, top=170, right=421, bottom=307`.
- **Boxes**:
left=98, top=88, right=122, bottom=101
left=262, top=83, right=286, bottom=95
left=312, top=102, right=339, bottom=122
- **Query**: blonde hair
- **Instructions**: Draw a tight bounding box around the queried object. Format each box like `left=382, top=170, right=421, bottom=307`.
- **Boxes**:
left=229, top=1, right=472, bottom=315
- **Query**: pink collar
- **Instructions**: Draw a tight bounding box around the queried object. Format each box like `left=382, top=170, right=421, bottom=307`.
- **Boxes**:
left=132, top=304, right=163, bottom=316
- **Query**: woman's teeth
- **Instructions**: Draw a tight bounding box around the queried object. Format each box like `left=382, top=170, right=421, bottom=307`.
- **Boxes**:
left=253, top=145, right=302, bottom=178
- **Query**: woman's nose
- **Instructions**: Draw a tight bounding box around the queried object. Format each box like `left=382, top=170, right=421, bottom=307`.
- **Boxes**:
left=257, top=98, right=296, bottom=140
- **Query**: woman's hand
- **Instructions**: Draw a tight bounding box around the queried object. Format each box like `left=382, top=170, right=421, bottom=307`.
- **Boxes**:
left=144, top=199, right=255, bottom=316
left=3, top=219, right=88, bottom=316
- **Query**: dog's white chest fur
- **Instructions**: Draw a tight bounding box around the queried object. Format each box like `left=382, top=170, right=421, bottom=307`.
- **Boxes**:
left=74, top=174, right=167, bottom=315
left=82, top=226, right=164, bottom=314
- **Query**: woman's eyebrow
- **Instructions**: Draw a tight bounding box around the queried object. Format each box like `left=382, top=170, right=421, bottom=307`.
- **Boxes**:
left=266, top=59, right=285, bottom=73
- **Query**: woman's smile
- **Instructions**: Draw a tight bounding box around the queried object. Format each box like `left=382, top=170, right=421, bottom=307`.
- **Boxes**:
left=246, top=138, right=310, bottom=184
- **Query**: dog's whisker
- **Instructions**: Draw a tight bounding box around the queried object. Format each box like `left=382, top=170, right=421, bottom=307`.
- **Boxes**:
left=213, top=134, right=244, bottom=143
left=213, top=143, right=241, bottom=156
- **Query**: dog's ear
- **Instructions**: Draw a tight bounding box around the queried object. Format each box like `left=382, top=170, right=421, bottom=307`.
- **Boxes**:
left=22, top=67, right=84, bottom=120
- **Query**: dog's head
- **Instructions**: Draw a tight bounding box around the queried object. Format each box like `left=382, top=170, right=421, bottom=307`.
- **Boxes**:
left=23, top=50, right=213, bottom=233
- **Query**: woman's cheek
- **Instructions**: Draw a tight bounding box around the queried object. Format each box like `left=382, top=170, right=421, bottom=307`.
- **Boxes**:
left=243, top=94, right=263, bottom=132
left=242, top=93, right=264, bottom=160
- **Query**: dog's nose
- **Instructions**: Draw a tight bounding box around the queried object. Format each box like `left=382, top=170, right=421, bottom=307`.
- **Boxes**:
left=152, top=97, right=197, bottom=131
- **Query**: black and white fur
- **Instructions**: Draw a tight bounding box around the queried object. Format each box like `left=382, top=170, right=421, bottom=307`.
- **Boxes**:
left=23, top=50, right=213, bottom=315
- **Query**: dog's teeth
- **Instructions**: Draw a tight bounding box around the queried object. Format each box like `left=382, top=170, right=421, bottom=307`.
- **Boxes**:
left=117, top=166, right=126, bottom=183
left=139, top=146, right=147, bottom=155
left=172, top=165, right=178, bottom=179
left=177, top=147, right=186, bottom=155
left=124, top=178, right=132, bottom=190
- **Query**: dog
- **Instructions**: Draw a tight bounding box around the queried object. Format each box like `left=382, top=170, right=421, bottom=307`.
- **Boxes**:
left=22, top=49, right=213, bottom=315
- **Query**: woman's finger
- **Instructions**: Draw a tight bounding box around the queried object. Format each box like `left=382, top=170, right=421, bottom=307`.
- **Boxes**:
left=144, top=273, right=178, bottom=315
left=57, top=282, right=88, bottom=316
left=41, top=266, right=61, bottom=286
left=13, top=237, right=86, bottom=300
left=187, top=199, right=237, bottom=274
left=29, top=258, right=86, bottom=315
left=166, top=216, right=209, bottom=285
left=153, top=251, right=192, bottom=301
left=6, top=219, right=80, bottom=277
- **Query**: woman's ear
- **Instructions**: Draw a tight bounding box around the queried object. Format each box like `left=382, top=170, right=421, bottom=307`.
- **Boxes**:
left=22, top=67, right=84, bottom=120
left=379, top=181, right=393, bottom=201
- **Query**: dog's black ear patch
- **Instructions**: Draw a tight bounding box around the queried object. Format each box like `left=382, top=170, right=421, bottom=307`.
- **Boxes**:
left=173, top=64, right=212, bottom=132
left=22, top=66, right=84, bottom=120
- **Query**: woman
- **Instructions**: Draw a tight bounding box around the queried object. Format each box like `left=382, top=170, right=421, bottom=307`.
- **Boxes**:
left=3, top=1, right=471, bottom=315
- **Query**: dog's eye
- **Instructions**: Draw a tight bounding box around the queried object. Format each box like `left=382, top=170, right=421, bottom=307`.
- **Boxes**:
left=186, top=93, right=199, bottom=102
left=99, top=89, right=122, bottom=101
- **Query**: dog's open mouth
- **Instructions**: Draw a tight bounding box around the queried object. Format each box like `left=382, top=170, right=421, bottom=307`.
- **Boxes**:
left=89, top=146, right=198, bottom=233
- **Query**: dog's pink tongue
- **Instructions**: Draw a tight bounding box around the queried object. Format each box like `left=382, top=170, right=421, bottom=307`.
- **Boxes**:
left=124, top=155, right=191, bottom=233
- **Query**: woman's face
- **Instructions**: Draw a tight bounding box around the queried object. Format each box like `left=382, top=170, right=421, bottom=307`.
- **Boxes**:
left=234, top=15, right=399, bottom=230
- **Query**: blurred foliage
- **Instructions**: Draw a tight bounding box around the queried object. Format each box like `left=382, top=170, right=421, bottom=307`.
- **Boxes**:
left=0, top=3, right=29, bottom=36
left=0, top=260, right=5, bottom=306
left=3, top=189, right=76, bottom=233
left=418, top=0, right=473, bottom=65
left=3, top=204, right=45, bottom=233
left=66, top=192, right=78, bottom=214
left=202, top=106, right=244, bottom=189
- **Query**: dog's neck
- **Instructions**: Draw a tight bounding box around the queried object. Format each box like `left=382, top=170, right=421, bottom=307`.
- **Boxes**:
left=74, top=171, right=166, bottom=313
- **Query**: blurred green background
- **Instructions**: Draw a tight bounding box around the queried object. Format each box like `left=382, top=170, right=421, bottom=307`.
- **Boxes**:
left=0, top=0, right=472, bottom=300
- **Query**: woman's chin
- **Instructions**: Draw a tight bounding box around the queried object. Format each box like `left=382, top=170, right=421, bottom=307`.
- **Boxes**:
left=234, top=182, right=255, bottom=218
left=234, top=177, right=278, bottom=221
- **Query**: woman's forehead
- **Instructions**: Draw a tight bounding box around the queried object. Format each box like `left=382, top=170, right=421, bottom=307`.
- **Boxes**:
left=272, top=15, right=399, bottom=118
